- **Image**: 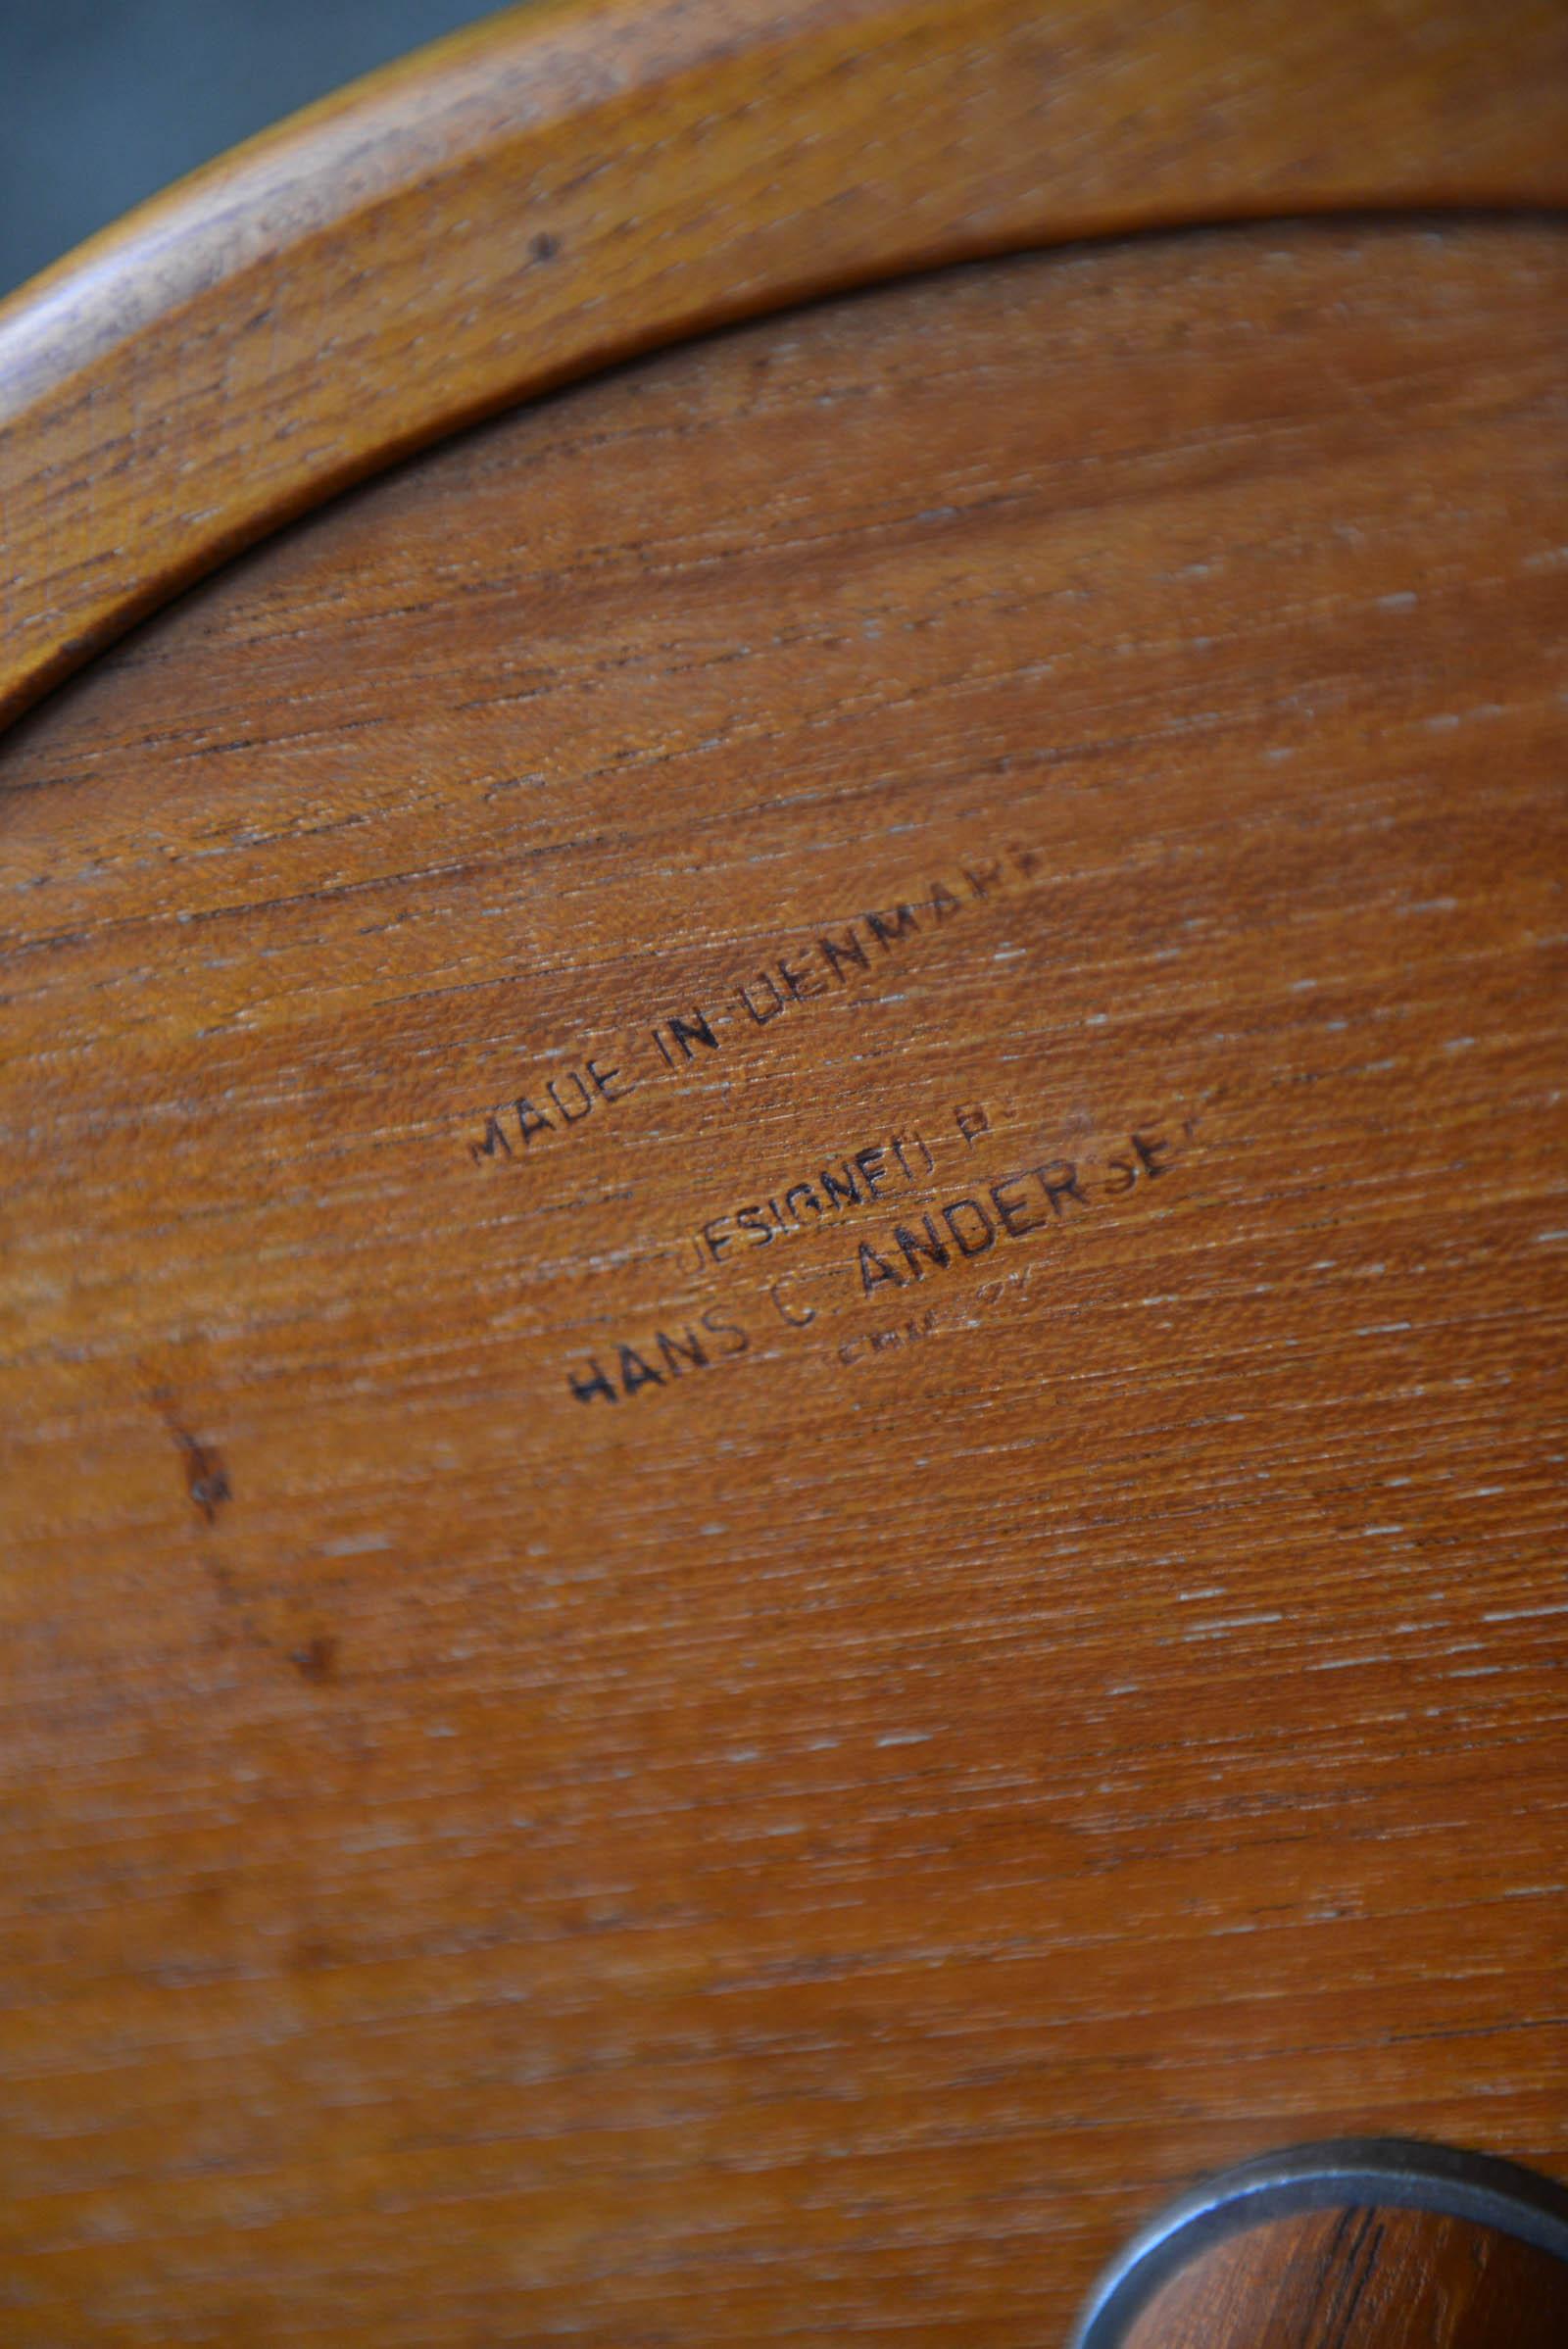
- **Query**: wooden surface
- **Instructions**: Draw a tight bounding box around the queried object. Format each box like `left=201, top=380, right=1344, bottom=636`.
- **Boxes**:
left=2, top=0, right=1567, bottom=727
left=1121, top=2205, right=1568, bottom=2348
left=3, top=214, right=1565, bottom=2344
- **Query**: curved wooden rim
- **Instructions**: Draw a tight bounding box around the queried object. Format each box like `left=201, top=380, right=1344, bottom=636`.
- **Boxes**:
left=2, top=0, right=1564, bottom=734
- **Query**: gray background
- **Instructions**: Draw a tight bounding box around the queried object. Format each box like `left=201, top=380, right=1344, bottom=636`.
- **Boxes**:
left=1, top=0, right=498, bottom=301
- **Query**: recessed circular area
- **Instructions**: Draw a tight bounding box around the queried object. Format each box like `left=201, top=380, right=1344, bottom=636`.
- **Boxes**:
left=4, top=220, right=1565, bottom=2342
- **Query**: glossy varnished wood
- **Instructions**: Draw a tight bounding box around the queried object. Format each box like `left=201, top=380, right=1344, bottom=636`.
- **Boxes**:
left=1, top=0, right=1566, bottom=724
left=1121, top=2206, right=1568, bottom=2349
left=2, top=219, right=1564, bottom=2343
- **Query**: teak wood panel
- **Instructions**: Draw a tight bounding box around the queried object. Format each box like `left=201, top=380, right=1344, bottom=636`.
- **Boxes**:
left=2, top=0, right=1567, bottom=725
left=3, top=221, right=1567, bottom=2342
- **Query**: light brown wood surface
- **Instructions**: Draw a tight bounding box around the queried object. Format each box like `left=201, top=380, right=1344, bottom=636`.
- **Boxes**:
left=1121, top=2205, right=1568, bottom=2349
left=3, top=208, right=1565, bottom=2342
left=2, top=0, right=1567, bottom=727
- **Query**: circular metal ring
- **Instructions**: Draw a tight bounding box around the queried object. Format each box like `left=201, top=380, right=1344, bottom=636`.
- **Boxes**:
left=1068, top=2136, right=1568, bottom=2349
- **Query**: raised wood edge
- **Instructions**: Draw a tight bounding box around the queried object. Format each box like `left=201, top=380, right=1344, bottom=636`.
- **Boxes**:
left=1, top=0, right=1565, bottom=734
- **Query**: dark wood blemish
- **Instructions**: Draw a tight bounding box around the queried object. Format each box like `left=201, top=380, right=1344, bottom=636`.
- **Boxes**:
left=291, top=1635, right=339, bottom=1685
left=164, top=1412, right=231, bottom=1523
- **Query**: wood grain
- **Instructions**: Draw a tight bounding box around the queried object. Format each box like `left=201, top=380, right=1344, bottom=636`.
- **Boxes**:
left=2, top=0, right=1567, bottom=727
left=2, top=216, right=1564, bottom=2344
left=1121, top=2205, right=1568, bottom=2348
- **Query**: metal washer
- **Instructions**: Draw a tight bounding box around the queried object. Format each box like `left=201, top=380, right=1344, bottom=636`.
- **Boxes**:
left=1068, top=2135, right=1568, bottom=2349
